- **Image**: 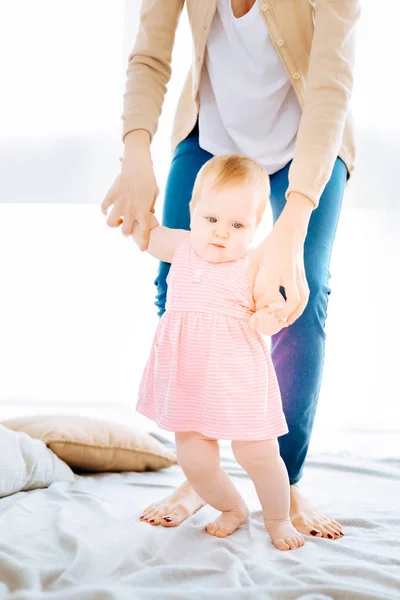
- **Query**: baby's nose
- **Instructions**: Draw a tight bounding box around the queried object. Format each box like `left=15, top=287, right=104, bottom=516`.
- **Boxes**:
left=215, top=224, right=229, bottom=238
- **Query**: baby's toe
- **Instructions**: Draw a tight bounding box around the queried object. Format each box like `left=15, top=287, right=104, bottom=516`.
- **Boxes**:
left=215, top=528, right=229, bottom=538
left=285, top=537, right=297, bottom=550
left=206, top=522, right=218, bottom=536
left=274, top=538, right=290, bottom=551
left=296, top=535, right=305, bottom=548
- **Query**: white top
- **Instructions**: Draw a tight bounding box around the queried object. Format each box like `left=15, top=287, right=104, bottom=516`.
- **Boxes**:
left=198, top=0, right=302, bottom=175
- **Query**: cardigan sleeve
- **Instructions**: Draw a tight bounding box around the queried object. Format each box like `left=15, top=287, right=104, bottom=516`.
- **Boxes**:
left=285, top=0, right=361, bottom=209
left=121, top=0, right=185, bottom=143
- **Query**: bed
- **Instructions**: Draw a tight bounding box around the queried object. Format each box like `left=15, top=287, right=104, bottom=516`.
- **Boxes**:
left=0, top=432, right=399, bottom=600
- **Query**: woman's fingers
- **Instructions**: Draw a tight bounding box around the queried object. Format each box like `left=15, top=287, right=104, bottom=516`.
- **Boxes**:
left=278, top=277, right=300, bottom=321
left=136, top=212, right=152, bottom=252
left=101, top=194, right=113, bottom=217
left=121, top=211, right=135, bottom=236
left=106, top=203, right=124, bottom=228
left=272, top=270, right=309, bottom=325
left=247, top=223, right=311, bottom=327
left=259, top=263, right=299, bottom=323
left=102, top=160, right=159, bottom=241
left=101, top=179, right=118, bottom=216
left=104, top=207, right=152, bottom=251
left=251, top=260, right=273, bottom=303
left=287, top=271, right=310, bottom=324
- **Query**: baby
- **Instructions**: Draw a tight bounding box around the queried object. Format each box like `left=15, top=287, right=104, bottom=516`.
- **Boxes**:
left=133, top=154, right=304, bottom=551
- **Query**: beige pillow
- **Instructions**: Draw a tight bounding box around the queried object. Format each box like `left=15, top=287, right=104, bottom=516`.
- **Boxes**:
left=2, top=415, right=177, bottom=473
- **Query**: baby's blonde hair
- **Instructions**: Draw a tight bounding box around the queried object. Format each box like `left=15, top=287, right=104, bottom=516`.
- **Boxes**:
left=189, top=154, right=270, bottom=226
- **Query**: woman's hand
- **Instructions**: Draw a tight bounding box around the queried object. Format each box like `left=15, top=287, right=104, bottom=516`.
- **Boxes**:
left=248, top=192, right=313, bottom=326
left=101, top=130, right=159, bottom=251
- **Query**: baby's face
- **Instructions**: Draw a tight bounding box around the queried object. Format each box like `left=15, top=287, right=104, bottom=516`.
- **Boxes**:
left=190, top=182, right=260, bottom=263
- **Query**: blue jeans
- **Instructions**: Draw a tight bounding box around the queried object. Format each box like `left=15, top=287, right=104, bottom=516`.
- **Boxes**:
left=154, top=131, right=347, bottom=485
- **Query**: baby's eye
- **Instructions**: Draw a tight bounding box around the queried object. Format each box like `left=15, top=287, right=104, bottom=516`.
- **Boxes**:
left=232, top=222, right=244, bottom=229
left=206, top=217, right=217, bottom=223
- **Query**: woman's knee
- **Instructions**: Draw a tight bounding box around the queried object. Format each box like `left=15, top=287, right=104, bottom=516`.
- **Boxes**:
left=296, top=273, right=332, bottom=331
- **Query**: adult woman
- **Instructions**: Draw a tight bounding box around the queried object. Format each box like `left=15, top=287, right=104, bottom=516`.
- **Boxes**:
left=102, top=0, right=360, bottom=539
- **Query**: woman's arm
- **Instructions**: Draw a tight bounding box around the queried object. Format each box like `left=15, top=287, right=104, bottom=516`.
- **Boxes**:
left=132, top=214, right=188, bottom=263
left=248, top=194, right=312, bottom=327
left=122, top=0, right=185, bottom=144
left=102, top=1, right=184, bottom=244
left=251, top=0, right=360, bottom=325
left=285, top=0, right=361, bottom=209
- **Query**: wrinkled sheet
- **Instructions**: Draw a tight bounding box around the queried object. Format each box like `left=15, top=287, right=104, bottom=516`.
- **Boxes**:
left=0, top=436, right=399, bottom=600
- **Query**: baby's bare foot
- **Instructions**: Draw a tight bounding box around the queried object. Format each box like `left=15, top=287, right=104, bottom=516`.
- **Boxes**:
left=265, top=517, right=305, bottom=551
left=290, top=484, right=344, bottom=540
left=140, top=480, right=205, bottom=527
left=206, top=504, right=249, bottom=538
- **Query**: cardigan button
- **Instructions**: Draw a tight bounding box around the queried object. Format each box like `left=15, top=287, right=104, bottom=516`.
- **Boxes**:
left=293, top=72, right=300, bottom=80
left=277, top=39, right=285, bottom=47
left=261, top=3, right=269, bottom=10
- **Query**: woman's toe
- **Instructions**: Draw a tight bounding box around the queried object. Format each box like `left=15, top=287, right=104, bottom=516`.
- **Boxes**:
left=321, top=527, right=335, bottom=539
left=161, top=512, right=180, bottom=527
left=326, top=524, right=341, bottom=538
left=142, top=509, right=158, bottom=522
left=142, top=505, right=156, bottom=516
left=332, top=519, right=343, bottom=531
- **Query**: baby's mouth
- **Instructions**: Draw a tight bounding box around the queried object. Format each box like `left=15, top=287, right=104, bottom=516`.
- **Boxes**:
left=211, top=243, right=225, bottom=249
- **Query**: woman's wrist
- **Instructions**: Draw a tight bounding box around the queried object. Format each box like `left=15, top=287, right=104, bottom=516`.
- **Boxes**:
left=124, top=129, right=151, bottom=151
left=277, top=192, right=314, bottom=237
left=120, top=129, right=152, bottom=171
left=258, top=192, right=313, bottom=251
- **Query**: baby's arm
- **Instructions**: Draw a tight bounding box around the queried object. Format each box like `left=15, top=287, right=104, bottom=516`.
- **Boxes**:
left=132, top=214, right=188, bottom=263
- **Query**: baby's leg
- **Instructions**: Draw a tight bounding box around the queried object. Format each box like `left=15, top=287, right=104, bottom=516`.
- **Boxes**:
left=232, top=438, right=305, bottom=551
left=175, top=432, right=248, bottom=537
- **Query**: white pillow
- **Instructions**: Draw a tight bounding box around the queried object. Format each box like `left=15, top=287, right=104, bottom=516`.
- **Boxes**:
left=0, top=424, right=75, bottom=498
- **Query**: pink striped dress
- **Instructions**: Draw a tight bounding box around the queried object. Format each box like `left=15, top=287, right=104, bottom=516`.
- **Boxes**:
left=136, top=232, right=288, bottom=441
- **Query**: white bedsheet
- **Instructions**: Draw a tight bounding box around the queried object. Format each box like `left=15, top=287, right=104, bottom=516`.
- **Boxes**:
left=0, top=434, right=399, bottom=600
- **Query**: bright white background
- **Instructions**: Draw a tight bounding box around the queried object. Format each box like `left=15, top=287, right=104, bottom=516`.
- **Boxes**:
left=0, top=1, right=399, bottom=453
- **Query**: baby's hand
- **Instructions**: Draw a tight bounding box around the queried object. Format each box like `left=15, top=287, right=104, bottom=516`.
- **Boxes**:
left=250, top=306, right=289, bottom=336
left=131, top=213, right=159, bottom=248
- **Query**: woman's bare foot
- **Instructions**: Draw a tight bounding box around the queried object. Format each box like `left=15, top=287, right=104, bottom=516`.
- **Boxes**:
left=206, top=504, right=249, bottom=538
left=290, top=484, right=344, bottom=539
left=139, top=480, right=205, bottom=527
left=265, top=517, right=305, bottom=551
left=140, top=480, right=345, bottom=540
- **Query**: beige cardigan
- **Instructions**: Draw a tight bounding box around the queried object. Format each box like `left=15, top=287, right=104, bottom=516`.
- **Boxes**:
left=122, top=0, right=361, bottom=209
